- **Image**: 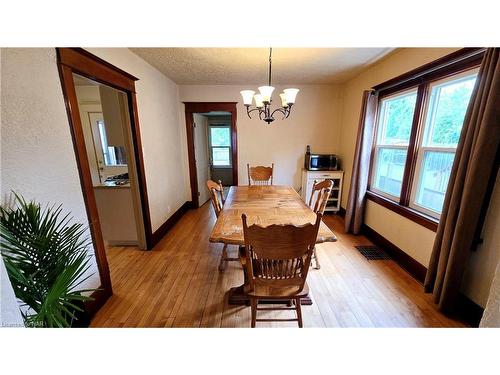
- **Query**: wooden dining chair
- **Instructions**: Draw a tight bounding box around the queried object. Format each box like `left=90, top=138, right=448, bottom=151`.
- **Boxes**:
left=242, top=212, right=322, bottom=328
left=247, top=163, right=274, bottom=185
left=206, top=180, right=237, bottom=272
left=308, top=179, right=333, bottom=270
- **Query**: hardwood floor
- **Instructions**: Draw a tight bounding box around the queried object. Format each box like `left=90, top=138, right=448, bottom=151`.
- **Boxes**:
left=90, top=203, right=465, bottom=328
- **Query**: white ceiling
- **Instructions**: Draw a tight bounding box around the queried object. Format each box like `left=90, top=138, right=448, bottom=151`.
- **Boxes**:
left=129, top=48, right=395, bottom=85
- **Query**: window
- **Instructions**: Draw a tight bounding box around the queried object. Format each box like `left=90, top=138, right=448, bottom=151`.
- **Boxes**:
left=98, top=120, right=127, bottom=166
left=410, top=72, right=477, bottom=216
left=209, top=126, right=231, bottom=167
left=371, top=89, right=417, bottom=199
left=368, top=50, right=483, bottom=228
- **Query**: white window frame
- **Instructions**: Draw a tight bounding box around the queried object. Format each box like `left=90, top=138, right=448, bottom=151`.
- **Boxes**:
left=370, top=88, right=418, bottom=202
left=409, top=68, right=479, bottom=218
left=208, top=124, right=232, bottom=168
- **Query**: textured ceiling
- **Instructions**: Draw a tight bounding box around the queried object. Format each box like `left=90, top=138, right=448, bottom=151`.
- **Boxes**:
left=129, top=48, right=394, bottom=85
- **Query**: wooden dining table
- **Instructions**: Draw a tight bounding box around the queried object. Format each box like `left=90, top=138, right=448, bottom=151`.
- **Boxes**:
left=209, top=185, right=337, bottom=305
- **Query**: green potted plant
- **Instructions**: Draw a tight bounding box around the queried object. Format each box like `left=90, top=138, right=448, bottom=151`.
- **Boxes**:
left=0, top=193, right=97, bottom=327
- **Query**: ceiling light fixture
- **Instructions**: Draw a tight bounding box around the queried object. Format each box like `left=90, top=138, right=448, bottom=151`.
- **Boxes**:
left=240, top=48, right=299, bottom=124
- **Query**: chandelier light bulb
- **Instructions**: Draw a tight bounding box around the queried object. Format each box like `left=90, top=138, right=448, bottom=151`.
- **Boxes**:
left=240, top=90, right=255, bottom=106
left=258, top=86, right=275, bottom=103
left=254, top=94, right=264, bottom=108
left=279, top=93, right=288, bottom=108
left=283, top=88, right=299, bottom=104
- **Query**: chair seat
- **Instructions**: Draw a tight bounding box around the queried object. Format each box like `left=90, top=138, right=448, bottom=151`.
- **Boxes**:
left=247, top=281, right=309, bottom=299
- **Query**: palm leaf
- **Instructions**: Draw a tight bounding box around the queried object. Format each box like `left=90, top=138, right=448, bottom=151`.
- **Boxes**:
left=0, top=193, right=98, bottom=327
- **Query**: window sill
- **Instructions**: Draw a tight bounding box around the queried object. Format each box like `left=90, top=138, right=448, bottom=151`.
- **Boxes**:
left=366, top=190, right=438, bottom=232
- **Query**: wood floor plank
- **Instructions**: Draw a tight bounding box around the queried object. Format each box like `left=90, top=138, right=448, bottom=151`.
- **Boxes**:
left=90, top=203, right=466, bottom=328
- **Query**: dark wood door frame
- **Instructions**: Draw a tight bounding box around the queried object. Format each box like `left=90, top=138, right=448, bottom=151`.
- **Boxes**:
left=184, top=102, right=238, bottom=208
left=56, top=48, right=154, bottom=316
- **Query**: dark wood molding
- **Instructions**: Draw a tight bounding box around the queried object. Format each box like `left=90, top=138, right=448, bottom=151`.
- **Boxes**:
left=366, top=190, right=438, bottom=231
left=399, top=84, right=427, bottom=206
left=151, top=201, right=191, bottom=246
left=57, top=48, right=138, bottom=93
left=57, top=48, right=154, bottom=252
left=183, top=102, right=238, bottom=208
left=361, top=224, right=427, bottom=284
left=83, top=286, right=112, bottom=321
left=128, top=94, right=153, bottom=249
left=374, top=48, right=485, bottom=97
left=57, top=63, right=113, bottom=295
left=57, top=48, right=158, bottom=319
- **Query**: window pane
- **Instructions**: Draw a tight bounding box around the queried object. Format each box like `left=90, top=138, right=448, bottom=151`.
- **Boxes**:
left=423, top=74, right=477, bottom=147
left=210, top=127, right=231, bottom=146
left=373, top=147, right=408, bottom=197
left=212, top=147, right=230, bottom=166
left=415, top=151, right=455, bottom=213
left=377, top=91, right=417, bottom=145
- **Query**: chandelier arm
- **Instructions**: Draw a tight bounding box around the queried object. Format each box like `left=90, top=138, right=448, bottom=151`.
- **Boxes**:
left=270, top=107, right=287, bottom=119
left=246, top=106, right=267, bottom=119
left=285, top=104, right=293, bottom=118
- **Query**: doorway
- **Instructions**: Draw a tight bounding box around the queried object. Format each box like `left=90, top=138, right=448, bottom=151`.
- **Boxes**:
left=57, top=48, right=153, bottom=315
left=184, top=103, right=238, bottom=208
left=73, top=73, right=146, bottom=249
left=194, top=112, right=233, bottom=206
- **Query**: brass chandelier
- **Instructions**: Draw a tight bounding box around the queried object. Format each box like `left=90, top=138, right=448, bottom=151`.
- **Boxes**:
left=240, top=48, right=299, bottom=124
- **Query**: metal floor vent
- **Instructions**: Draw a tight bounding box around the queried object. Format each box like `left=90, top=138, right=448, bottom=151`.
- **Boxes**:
left=355, top=245, right=391, bottom=261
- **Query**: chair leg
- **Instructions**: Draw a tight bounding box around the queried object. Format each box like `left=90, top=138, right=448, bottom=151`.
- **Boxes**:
left=219, top=244, right=228, bottom=273
left=295, top=298, right=303, bottom=328
left=313, top=247, right=321, bottom=270
left=251, top=298, right=257, bottom=328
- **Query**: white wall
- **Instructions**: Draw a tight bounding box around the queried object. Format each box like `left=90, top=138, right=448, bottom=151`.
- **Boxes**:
left=1, top=48, right=101, bottom=292
left=85, top=48, right=191, bottom=231
left=339, top=48, right=500, bottom=307
left=1, top=257, right=24, bottom=327
left=179, top=84, right=343, bottom=191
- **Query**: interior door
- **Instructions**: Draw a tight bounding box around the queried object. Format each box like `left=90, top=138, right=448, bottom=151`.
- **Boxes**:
left=193, top=114, right=210, bottom=206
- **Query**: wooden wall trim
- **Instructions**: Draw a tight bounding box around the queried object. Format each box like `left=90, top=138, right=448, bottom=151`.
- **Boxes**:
left=151, top=201, right=191, bottom=246
left=57, top=64, right=113, bottom=294
left=361, top=223, right=428, bottom=284
left=373, top=48, right=485, bottom=96
left=57, top=48, right=138, bottom=92
left=57, top=48, right=156, bottom=319
left=83, top=286, right=112, bottom=322
left=366, top=190, right=438, bottom=232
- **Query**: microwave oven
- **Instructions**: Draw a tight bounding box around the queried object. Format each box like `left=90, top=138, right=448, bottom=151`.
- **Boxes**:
left=305, top=153, right=339, bottom=171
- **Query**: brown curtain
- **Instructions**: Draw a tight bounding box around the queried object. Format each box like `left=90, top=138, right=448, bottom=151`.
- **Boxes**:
left=424, top=48, right=500, bottom=313
left=345, top=90, right=378, bottom=234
